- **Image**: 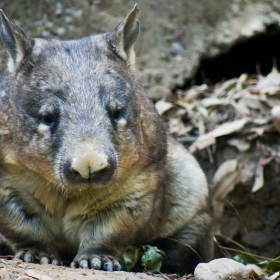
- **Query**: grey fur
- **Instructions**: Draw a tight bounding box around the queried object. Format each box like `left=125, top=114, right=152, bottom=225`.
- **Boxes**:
left=0, top=5, right=213, bottom=274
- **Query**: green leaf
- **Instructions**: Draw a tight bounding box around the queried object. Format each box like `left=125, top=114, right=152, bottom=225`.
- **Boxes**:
left=234, top=253, right=260, bottom=265
left=267, top=256, right=280, bottom=272
left=119, top=246, right=142, bottom=271
left=141, top=245, right=165, bottom=273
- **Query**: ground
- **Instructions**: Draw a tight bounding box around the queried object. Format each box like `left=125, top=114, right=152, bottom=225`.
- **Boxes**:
left=0, top=259, right=165, bottom=280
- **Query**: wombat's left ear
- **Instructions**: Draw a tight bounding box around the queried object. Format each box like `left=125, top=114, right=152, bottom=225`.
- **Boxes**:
left=109, top=4, right=139, bottom=70
left=0, top=10, right=32, bottom=72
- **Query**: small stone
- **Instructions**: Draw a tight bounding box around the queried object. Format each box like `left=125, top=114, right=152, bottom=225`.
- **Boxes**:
left=194, top=258, right=249, bottom=280
left=170, top=42, right=184, bottom=55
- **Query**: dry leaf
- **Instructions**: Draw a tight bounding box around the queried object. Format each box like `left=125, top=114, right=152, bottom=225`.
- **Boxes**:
left=213, top=171, right=240, bottom=220
left=183, top=84, right=208, bottom=101
left=212, top=159, right=239, bottom=220
left=227, top=138, right=251, bottom=152
left=25, top=270, right=54, bottom=280
left=200, top=97, right=227, bottom=108
left=264, top=97, right=280, bottom=107
left=252, top=162, right=264, bottom=192
left=231, top=101, right=250, bottom=115
left=256, top=67, right=280, bottom=95
left=267, top=271, right=280, bottom=280
left=155, top=100, right=173, bottom=115
left=238, top=91, right=261, bottom=109
left=190, top=118, right=249, bottom=152
left=246, top=264, right=267, bottom=277
left=271, top=106, right=280, bottom=133
left=236, top=73, right=248, bottom=90
left=169, top=117, right=192, bottom=136
left=213, top=171, right=239, bottom=200
left=214, top=78, right=238, bottom=97
left=259, top=156, right=273, bottom=166
left=196, top=105, right=208, bottom=118
left=212, top=159, right=238, bottom=187
left=252, top=118, right=271, bottom=125
left=0, top=268, right=9, bottom=280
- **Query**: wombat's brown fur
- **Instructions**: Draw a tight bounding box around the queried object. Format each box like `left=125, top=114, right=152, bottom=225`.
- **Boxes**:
left=0, top=5, right=213, bottom=274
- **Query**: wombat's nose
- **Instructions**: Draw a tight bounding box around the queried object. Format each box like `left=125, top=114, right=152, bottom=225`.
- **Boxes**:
left=65, top=150, right=114, bottom=184
left=71, top=156, right=110, bottom=180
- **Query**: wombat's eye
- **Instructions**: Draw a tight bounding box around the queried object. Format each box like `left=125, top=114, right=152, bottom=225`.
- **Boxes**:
left=108, top=103, right=124, bottom=121
left=41, top=114, right=56, bottom=126
left=112, top=108, right=123, bottom=120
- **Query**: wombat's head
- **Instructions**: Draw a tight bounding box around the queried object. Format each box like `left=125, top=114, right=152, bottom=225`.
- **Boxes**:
left=0, top=6, right=166, bottom=193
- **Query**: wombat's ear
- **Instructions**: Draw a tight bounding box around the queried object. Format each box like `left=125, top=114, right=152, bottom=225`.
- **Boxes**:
left=0, top=10, right=32, bottom=72
left=109, top=4, right=139, bottom=70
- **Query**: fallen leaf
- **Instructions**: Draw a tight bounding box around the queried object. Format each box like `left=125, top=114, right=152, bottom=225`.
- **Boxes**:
left=169, top=117, right=193, bottom=136
left=239, top=92, right=262, bottom=109
left=213, top=171, right=240, bottom=220
left=252, top=118, right=272, bottom=125
left=196, top=105, right=208, bottom=118
left=264, top=97, right=280, bottom=107
left=257, top=67, right=280, bottom=95
left=246, top=264, right=267, bottom=277
left=0, top=268, right=9, bottom=280
left=213, top=171, right=239, bottom=201
left=212, top=159, right=240, bottom=220
left=183, top=84, right=208, bottom=101
left=190, top=118, right=249, bottom=152
left=212, top=159, right=238, bottom=187
left=271, top=106, right=280, bottom=133
left=231, top=101, right=250, bottom=115
left=25, top=270, right=54, bottom=280
left=252, top=161, right=264, bottom=192
left=227, top=138, right=251, bottom=152
left=236, top=73, right=248, bottom=90
left=200, top=97, right=228, bottom=108
left=259, top=156, right=273, bottom=166
left=155, top=100, right=173, bottom=115
left=214, top=78, right=238, bottom=97
left=119, top=246, right=142, bottom=271
left=141, top=245, right=165, bottom=273
left=267, top=271, right=280, bottom=280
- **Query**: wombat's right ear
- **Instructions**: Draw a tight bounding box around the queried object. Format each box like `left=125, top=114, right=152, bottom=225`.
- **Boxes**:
left=109, top=4, right=139, bottom=70
left=0, top=10, right=32, bottom=72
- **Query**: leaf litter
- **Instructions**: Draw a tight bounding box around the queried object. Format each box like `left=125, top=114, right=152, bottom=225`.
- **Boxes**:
left=156, top=66, right=280, bottom=278
left=157, top=66, right=280, bottom=197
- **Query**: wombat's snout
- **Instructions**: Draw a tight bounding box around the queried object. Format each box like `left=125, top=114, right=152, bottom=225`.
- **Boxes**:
left=62, top=143, right=115, bottom=185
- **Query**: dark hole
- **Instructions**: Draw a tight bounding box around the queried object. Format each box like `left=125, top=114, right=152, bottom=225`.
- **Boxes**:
left=181, top=24, right=280, bottom=88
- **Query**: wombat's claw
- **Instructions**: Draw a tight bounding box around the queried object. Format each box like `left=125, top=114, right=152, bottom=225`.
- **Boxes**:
left=15, top=249, right=61, bottom=265
left=71, top=254, right=121, bottom=271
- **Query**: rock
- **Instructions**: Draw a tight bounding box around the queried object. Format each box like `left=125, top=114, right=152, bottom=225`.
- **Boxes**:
left=194, top=258, right=250, bottom=280
left=2, top=1, right=280, bottom=99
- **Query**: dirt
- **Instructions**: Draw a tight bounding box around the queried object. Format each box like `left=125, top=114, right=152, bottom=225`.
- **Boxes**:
left=0, top=259, right=166, bottom=280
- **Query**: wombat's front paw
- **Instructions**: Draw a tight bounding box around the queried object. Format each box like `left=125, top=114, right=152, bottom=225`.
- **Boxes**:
left=70, top=252, right=121, bottom=271
left=15, top=249, right=62, bottom=265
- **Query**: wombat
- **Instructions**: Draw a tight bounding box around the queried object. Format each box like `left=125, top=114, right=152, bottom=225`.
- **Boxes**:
left=0, top=5, right=213, bottom=274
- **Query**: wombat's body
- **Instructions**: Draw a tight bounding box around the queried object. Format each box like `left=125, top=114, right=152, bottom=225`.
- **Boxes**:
left=0, top=6, right=212, bottom=274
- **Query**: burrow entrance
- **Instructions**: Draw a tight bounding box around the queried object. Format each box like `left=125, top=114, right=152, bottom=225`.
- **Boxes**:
left=184, top=24, right=280, bottom=87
